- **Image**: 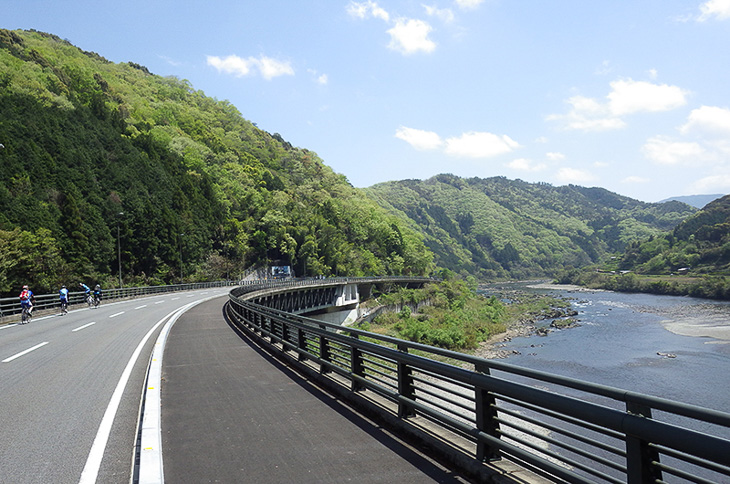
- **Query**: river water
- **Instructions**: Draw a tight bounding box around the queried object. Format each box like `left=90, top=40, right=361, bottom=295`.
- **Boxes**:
left=481, top=282, right=730, bottom=414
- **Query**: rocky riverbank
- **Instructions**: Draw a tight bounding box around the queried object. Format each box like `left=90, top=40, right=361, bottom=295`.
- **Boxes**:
left=474, top=283, right=581, bottom=359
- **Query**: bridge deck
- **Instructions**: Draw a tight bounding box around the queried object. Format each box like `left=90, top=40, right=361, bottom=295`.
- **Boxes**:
left=161, top=297, right=472, bottom=483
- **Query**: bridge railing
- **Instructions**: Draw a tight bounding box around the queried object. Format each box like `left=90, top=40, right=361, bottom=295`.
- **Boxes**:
left=0, top=280, right=238, bottom=322
left=227, top=281, right=730, bottom=484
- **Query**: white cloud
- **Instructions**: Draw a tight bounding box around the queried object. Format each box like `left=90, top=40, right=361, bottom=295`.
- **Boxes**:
left=387, top=19, right=437, bottom=54
left=455, top=0, right=484, bottom=10
left=607, top=79, right=688, bottom=116
left=681, top=105, right=730, bottom=135
left=555, top=167, right=596, bottom=184
left=698, top=0, right=730, bottom=21
left=207, top=54, right=294, bottom=80
left=507, top=158, right=547, bottom=172
left=622, top=175, right=650, bottom=184
left=595, top=60, right=613, bottom=76
left=308, top=69, right=329, bottom=85
left=395, top=126, right=443, bottom=150
left=642, top=136, right=706, bottom=165
left=444, top=131, right=520, bottom=158
left=424, top=5, right=455, bottom=23
left=546, top=95, right=625, bottom=131
left=548, top=78, right=688, bottom=131
left=546, top=152, right=565, bottom=161
left=690, top=173, right=730, bottom=193
left=347, top=1, right=390, bottom=22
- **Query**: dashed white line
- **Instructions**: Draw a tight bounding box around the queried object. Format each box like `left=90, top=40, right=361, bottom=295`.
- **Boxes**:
left=171, top=297, right=180, bottom=301
left=135, top=305, right=148, bottom=310
left=109, top=312, right=125, bottom=318
left=73, top=322, right=96, bottom=332
left=154, top=301, right=164, bottom=305
left=2, top=342, right=50, bottom=363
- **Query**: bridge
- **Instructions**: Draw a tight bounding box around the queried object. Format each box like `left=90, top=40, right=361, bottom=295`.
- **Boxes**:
left=1, top=277, right=729, bottom=483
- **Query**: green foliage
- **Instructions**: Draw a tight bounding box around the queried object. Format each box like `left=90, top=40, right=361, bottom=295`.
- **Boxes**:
left=365, top=176, right=695, bottom=280
left=370, top=280, right=506, bottom=350
left=0, top=29, right=433, bottom=295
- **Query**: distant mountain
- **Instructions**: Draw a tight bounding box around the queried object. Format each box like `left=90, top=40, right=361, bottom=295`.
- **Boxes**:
left=659, top=194, right=724, bottom=208
left=366, top=175, right=697, bottom=279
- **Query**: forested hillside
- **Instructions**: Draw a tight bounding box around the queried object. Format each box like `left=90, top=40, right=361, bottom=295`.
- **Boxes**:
left=0, top=29, right=432, bottom=295
left=366, top=175, right=696, bottom=279
left=620, top=194, right=730, bottom=275
left=556, top=195, right=730, bottom=299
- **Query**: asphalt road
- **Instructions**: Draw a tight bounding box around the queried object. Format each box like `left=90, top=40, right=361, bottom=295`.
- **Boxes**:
left=161, top=298, right=470, bottom=483
left=0, top=288, right=230, bottom=484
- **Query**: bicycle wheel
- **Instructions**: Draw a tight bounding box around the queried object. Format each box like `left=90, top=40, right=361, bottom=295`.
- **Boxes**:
left=21, top=308, right=30, bottom=324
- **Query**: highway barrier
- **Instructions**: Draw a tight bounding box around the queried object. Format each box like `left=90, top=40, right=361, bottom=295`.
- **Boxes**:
left=227, top=279, right=730, bottom=483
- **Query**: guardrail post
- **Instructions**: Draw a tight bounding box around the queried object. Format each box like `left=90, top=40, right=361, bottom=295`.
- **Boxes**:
left=297, top=327, right=307, bottom=361
left=625, top=401, right=662, bottom=484
left=474, top=363, right=501, bottom=461
left=319, top=324, right=331, bottom=374
left=397, top=344, right=416, bottom=418
left=350, top=335, right=365, bottom=392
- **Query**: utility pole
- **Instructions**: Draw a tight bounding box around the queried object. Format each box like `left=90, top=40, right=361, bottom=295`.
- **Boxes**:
left=117, top=212, right=124, bottom=288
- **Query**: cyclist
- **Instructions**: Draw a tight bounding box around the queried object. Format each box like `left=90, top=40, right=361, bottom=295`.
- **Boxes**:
left=19, top=285, right=34, bottom=322
left=79, top=282, right=91, bottom=306
left=59, top=285, right=69, bottom=314
left=92, top=284, right=102, bottom=307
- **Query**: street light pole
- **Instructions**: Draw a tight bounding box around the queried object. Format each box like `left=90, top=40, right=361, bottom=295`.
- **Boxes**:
left=179, top=233, right=185, bottom=284
left=117, top=212, right=124, bottom=288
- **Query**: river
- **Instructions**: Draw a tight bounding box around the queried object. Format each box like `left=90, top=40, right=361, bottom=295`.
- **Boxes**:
left=480, top=282, right=730, bottom=414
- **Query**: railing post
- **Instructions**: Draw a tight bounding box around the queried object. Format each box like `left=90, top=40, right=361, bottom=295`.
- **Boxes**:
left=474, top=362, right=501, bottom=461
left=297, top=327, right=307, bottom=361
left=350, top=335, right=365, bottom=392
left=397, top=344, right=416, bottom=418
left=319, top=324, right=330, bottom=374
left=625, top=401, right=662, bottom=484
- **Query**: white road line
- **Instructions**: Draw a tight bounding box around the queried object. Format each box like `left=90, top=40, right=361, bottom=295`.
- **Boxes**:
left=80, top=292, right=226, bottom=484
left=72, top=322, right=96, bottom=332
left=154, top=301, right=164, bottom=305
left=135, top=305, right=148, bottom=310
left=78, top=310, right=175, bottom=484
left=0, top=323, right=18, bottom=330
left=109, top=312, right=125, bottom=318
left=2, top=342, right=50, bottom=363
left=171, top=297, right=179, bottom=301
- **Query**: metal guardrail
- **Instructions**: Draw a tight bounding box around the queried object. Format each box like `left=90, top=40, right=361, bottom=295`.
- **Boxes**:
left=226, top=279, right=730, bottom=483
left=0, top=280, right=239, bottom=322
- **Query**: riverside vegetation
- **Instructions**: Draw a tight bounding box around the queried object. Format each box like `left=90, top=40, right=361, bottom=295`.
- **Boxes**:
left=354, top=274, right=577, bottom=352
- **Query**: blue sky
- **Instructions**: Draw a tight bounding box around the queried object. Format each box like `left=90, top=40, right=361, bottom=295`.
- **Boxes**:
left=4, top=1, right=730, bottom=202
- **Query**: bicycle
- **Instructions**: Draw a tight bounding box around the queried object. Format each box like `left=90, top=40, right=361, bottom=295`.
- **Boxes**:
left=21, top=306, right=32, bottom=324
left=93, top=294, right=100, bottom=308
left=85, top=293, right=93, bottom=307
left=60, top=299, right=68, bottom=315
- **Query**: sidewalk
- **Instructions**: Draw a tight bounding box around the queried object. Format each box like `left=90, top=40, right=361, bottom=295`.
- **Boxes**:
left=161, top=297, right=471, bottom=483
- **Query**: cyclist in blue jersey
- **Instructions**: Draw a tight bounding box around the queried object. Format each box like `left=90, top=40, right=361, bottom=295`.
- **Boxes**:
left=59, top=285, right=69, bottom=314
left=79, top=282, right=91, bottom=306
